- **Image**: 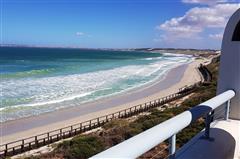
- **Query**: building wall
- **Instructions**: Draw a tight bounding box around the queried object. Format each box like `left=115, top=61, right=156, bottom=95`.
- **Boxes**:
left=217, top=9, right=240, bottom=120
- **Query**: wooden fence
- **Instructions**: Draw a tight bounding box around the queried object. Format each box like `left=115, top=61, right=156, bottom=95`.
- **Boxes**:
left=198, top=64, right=212, bottom=82
left=0, top=82, right=201, bottom=158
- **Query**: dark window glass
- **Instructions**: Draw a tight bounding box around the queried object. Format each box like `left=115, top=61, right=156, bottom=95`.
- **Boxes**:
left=232, top=20, right=240, bottom=41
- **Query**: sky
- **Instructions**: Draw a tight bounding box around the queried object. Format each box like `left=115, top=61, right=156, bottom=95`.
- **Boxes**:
left=1, top=0, right=239, bottom=49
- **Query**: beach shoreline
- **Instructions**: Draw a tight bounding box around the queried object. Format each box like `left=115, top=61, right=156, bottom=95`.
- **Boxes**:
left=0, top=57, right=208, bottom=144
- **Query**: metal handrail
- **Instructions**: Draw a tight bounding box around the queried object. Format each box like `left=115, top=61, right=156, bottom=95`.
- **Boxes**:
left=91, top=90, right=235, bottom=158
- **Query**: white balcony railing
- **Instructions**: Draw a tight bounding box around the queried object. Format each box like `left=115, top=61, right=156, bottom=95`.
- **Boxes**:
left=91, top=90, right=235, bottom=159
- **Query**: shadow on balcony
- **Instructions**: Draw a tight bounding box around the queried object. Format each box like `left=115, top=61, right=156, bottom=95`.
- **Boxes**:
left=176, top=120, right=239, bottom=159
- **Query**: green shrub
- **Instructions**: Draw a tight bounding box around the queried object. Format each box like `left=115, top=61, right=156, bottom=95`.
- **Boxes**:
left=177, top=121, right=205, bottom=147
left=102, top=119, right=129, bottom=130
left=101, top=119, right=142, bottom=145
left=55, top=135, right=105, bottom=159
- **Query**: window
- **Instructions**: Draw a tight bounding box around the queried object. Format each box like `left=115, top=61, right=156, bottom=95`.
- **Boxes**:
left=232, top=20, right=240, bottom=41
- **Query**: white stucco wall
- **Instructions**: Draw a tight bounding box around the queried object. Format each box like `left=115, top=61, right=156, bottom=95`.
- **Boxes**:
left=217, top=9, right=240, bottom=120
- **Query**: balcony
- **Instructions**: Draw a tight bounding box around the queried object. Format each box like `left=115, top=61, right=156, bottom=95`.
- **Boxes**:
left=176, top=119, right=239, bottom=159
left=91, top=8, right=240, bottom=159
left=91, top=91, right=238, bottom=159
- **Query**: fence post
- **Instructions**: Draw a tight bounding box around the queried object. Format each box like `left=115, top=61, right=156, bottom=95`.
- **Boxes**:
left=35, top=136, right=38, bottom=147
left=21, top=140, right=24, bottom=151
left=169, top=134, right=176, bottom=159
left=47, top=132, right=50, bottom=142
left=70, top=126, right=73, bottom=136
left=97, top=117, right=100, bottom=126
left=80, top=123, right=82, bottom=132
left=89, top=120, right=92, bottom=129
left=12, top=147, right=15, bottom=155
left=5, top=144, right=8, bottom=156
left=62, top=132, right=65, bottom=138
left=60, top=129, right=62, bottom=139
left=225, top=100, right=230, bottom=120
left=84, top=125, right=87, bottom=132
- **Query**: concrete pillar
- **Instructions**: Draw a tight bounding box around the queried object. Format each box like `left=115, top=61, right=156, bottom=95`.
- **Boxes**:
left=217, top=9, right=240, bottom=120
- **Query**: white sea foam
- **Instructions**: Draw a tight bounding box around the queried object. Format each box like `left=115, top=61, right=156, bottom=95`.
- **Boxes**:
left=162, top=52, right=193, bottom=58
left=3, top=92, right=93, bottom=109
left=0, top=54, right=193, bottom=121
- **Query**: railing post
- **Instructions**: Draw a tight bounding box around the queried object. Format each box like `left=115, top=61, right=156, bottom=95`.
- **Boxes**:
left=80, top=123, right=82, bottom=132
left=5, top=144, right=8, bottom=156
left=47, top=132, right=50, bottom=142
left=97, top=117, right=100, bottom=126
left=21, top=140, right=24, bottom=151
left=35, top=136, right=38, bottom=147
left=12, top=147, right=15, bottom=155
left=225, top=100, right=230, bottom=120
left=169, top=134, right=176, bottom=159
left=204, top=112, right=213, bottom=139
left=60, top=129, right=62, bottom=139
left=29, top=142, right=31, bottom=149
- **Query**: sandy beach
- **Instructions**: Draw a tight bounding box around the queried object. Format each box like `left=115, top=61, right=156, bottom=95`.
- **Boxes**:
left=0, top=57, right=209, bottom=145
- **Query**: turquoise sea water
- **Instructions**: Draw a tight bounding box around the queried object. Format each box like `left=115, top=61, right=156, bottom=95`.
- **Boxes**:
left=0, top=47, right=193, bottom=122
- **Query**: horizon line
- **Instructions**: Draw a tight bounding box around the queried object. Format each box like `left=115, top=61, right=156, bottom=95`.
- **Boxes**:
left=0, top=44, right=219, bottom=51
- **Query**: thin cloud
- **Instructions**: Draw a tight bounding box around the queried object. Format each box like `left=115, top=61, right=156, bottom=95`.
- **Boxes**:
left=182, top=0, right=228, bottom=5
left=76, top=32, right=85, bottom=36
left=209, top=33, right=224, bottom=40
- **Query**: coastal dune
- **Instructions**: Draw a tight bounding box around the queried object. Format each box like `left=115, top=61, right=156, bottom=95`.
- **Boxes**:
left=0, top=58, right=208, bottom=145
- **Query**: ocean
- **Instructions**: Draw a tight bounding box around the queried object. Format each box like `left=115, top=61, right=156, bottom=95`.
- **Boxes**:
left=0, top=47, right=193, bottom=122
